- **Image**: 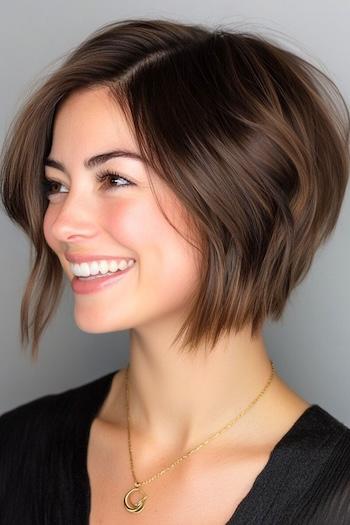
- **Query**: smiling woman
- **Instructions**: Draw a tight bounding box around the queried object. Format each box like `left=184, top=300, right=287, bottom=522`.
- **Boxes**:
left=1, top=17, right=350, bottom=525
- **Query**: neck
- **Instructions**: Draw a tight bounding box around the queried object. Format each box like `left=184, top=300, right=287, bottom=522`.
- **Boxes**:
left=124, top=324, right=274, bottom=453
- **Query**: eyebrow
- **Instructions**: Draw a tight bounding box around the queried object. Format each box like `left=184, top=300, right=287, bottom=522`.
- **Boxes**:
left=44, top=149, right=147, bottom=173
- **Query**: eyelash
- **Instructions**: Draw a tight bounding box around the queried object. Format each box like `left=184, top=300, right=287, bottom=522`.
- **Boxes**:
left=41, top=169, right=133, bottom=197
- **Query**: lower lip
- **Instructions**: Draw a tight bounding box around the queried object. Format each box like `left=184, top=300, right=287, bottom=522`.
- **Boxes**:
left=71, top=264, right=135, bottom=295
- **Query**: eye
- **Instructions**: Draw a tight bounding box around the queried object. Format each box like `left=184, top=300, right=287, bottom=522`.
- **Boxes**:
left=41, top=178, right=68, bottom=197
left=41, top=169, right=134, bottom=199
left=95, top=169, right=134, bottom=190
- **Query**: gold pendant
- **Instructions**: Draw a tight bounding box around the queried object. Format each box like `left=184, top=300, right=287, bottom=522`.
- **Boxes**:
left=124, top=483, right=148, bottom=513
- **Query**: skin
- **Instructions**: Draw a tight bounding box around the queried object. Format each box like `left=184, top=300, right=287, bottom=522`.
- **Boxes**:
left=43, top=85, right=310, bottom=472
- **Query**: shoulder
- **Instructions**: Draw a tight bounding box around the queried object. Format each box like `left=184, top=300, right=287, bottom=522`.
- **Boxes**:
left=0, top=370, right=116, bottom=521
left=0, top=370, right=116, bottom=470
left=292, top=405, right=350, bottom=524
left=0, top=369, right=116, bottom=436
left=0, top=387, right=71, bottom=511
left=0, top=390, right=68, bottom=452
left=307, top=404, right=350, bottom=482
left=315, top=423, right=350, bottom=524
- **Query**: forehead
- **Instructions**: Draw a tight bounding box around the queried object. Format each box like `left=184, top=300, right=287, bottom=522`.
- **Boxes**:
left=49, top=86, right=136, bottom=156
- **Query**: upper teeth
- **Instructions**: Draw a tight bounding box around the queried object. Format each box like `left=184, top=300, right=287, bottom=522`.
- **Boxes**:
left=70, top=259, right=135, bottom=277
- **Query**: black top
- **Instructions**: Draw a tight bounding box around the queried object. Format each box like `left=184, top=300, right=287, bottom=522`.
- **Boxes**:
left=0, top=368, right=350, bottom=525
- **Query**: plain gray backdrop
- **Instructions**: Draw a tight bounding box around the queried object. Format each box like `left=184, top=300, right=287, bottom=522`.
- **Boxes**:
left=1, top=1, right=349, bottom=425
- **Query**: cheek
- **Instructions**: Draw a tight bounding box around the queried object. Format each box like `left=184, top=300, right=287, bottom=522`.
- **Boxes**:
left=104, top=197, right=193, bottom=260
left=102, top=199, right=146, bottom=249
left=104, top=198, right=201, bottom=302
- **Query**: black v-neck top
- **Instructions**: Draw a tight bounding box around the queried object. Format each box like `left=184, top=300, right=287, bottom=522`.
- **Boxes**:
left=0, top=368, right=350, bottom=525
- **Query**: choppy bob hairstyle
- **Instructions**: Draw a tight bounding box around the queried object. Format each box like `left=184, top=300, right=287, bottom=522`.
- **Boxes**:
left=1, top=18, right=349, bottom=360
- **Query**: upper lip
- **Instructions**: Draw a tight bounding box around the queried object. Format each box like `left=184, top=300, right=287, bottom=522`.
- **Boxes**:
left=64, top=253, right=135, bottom=264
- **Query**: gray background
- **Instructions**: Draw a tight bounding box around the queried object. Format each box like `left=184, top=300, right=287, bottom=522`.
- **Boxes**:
left=1, top=1, right=349, bottom=424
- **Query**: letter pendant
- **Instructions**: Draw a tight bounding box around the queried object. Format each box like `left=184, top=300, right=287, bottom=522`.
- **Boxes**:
left=124, top=483, right=148, bottom=513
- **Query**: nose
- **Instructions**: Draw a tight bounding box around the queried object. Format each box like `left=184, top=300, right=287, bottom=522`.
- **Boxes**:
left=48, top=190, right=98, bottom=242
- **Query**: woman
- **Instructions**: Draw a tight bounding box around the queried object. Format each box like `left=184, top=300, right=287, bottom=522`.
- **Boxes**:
left=0, top=18, right=349, bottom=525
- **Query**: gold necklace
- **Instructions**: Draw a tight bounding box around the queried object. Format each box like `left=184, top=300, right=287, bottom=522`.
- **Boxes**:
left=123, top=359, right=275, bottom=513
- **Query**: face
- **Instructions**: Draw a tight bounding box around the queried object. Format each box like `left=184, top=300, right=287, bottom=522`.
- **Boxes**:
left=43, top=86, right=202, bottom=334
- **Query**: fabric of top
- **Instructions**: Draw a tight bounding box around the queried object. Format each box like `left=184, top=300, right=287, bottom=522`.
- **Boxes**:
left=0, top=368, right=349, bottom=525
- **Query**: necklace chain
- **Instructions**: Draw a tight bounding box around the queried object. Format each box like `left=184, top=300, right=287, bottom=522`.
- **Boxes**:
left=123, top=359, right=275, bottom=513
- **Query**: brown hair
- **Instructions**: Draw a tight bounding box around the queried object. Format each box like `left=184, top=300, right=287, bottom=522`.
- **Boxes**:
left=1, top=18, right=349, bottom=361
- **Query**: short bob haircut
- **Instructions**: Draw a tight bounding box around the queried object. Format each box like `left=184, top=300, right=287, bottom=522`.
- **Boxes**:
left=1, top=18, right=349, bottom=361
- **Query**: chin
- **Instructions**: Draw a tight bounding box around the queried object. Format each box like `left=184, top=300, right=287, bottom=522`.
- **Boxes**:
left=73, top=307, right=131, bottom=334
